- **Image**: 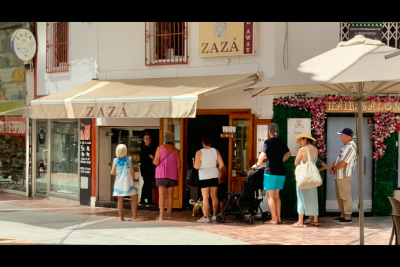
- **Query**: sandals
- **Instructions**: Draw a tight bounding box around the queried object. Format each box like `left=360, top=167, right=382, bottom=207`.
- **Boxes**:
left=155, top=217, right=164, bottom=220
left=312, top=222, right=320, bottom=226
left=164, top=216, right=172, bottom=220
left=265, top=220, right=279, bottom=225
left=292, top=222, right=307, bottom=228
left=304, top=219, right=312, bottom=224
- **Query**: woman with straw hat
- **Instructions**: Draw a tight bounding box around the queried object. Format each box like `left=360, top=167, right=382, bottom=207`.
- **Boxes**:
left=293, top=132, right=319, bottom=228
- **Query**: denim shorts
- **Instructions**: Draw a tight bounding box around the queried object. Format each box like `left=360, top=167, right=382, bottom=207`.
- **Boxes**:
left=263, top=173, right=286, bottom=190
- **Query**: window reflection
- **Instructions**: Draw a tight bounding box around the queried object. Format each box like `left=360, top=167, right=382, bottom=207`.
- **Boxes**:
left=50, top=120, right=79, bottom=196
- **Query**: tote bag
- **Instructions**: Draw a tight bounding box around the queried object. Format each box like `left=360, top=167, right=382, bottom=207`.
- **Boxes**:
left=295, top=149, right=322, bottom=189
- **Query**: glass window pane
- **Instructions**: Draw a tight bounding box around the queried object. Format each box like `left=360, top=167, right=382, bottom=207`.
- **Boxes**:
left=36, top=120, right=48, bottom=194
left=50, top=120, right=79, bottom=196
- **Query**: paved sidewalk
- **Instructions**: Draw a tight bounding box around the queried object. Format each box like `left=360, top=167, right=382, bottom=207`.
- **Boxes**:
left=0, top=192, right=394, bottom=245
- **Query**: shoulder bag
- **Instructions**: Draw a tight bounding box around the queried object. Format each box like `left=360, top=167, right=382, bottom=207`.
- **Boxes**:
left=295, top=149, right=322, bottom=189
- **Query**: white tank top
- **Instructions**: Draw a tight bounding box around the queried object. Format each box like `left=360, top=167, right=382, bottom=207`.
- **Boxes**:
left=199, top=148, right=219, bottom=180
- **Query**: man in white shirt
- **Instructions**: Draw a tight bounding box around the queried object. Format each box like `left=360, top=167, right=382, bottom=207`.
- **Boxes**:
left=329, top=128, right=357, bottom=225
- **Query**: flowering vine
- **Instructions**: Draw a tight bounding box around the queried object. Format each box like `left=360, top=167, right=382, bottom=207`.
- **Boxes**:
left=273, top=96, right=328, bottom=158
left=372, top=112, right=396, bottom=160
left=273, top=95, right=398, bottom=160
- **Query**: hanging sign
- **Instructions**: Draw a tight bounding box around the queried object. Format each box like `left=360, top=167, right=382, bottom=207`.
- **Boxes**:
left=287, top=118, right=311, bottom=156
left=325, top=100, right=400, bottom=113
left=10, top=28, right=37, bottom=62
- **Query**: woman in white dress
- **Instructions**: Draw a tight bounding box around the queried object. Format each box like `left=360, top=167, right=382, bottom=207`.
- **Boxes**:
left=110, top=144, right=141, bottom=221
left=293, top=132, right=319, bottom=228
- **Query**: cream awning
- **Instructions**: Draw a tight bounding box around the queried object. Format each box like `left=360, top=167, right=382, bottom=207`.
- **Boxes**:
left=31, top=73, right=258, bottom=119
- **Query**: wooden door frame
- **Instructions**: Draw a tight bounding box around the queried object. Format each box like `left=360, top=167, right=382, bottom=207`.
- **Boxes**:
left=228, top=113, right=255, bottom=192
left=163, top=109, right=252, bottom=209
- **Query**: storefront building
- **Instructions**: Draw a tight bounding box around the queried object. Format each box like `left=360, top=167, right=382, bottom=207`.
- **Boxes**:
left=29, top=22, right=342, bottom=211
left=0, top=22, right=34, bottom=196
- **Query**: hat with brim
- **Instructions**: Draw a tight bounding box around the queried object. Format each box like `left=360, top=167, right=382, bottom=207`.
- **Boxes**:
left=295, top=132, right=316, bottom=145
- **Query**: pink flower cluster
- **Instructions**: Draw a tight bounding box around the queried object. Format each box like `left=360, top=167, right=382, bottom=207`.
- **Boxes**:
left=365, top=96, right=400, bottom=102
left=372, top=112, right=396, bottom=160
left=273, top=94, right=399, bottom=161
left=273, top=97, right=327, bottom=158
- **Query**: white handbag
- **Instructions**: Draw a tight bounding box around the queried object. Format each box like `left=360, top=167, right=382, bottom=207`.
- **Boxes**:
left=295, top=149, right=322, bottom=189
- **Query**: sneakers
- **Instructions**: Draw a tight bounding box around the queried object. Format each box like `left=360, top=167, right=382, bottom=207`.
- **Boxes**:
left=332, top=217, right=344, bottom=222
left=336, top=218, right=352, bottom=224
left=139, top=200, right=147, bottom=205
left=197, top=216, right=210, bottom=223
left=211, top=215, right=216, bottom=221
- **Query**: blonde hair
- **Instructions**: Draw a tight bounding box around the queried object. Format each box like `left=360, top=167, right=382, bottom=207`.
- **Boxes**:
left=164, top=131, right=175, bottom=144
left=115, top=144, right=127, bottom=158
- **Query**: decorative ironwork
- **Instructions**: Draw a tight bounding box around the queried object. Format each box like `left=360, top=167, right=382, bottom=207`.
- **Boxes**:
left=341, top=22, right=400, bottom=48
left=145, top=22, right=188, bottom=66
left=46, top=22, right=69, bottom=73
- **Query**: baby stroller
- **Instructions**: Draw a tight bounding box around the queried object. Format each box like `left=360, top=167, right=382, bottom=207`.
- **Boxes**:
left=216, top=167, right=271, bottom=224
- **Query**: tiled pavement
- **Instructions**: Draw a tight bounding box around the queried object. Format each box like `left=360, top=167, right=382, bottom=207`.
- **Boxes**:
left=0, top=192, right=394, bottom=245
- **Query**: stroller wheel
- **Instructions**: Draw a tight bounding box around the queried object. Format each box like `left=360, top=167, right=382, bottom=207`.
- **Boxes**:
left=244, top=215, right=252, bottom=224
left=262, top=211, right=271, bottom=221
left=216, top=214, right=225, bottom=223
left=248, top=215, right=254, bottom=224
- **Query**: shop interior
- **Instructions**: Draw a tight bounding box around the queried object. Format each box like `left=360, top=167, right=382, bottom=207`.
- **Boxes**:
left=107, top=127, right=160, bottom=205
left=186, top=115, right=229, bottom=203
left=0, top=134, right=26, bottom=191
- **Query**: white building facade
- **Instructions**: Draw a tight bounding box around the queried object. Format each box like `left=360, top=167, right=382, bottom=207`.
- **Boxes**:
left=29, top=22, right=341, bottom=208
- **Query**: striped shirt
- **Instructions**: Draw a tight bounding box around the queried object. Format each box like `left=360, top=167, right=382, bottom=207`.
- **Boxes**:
left=334, top=140, right=357, bottom=179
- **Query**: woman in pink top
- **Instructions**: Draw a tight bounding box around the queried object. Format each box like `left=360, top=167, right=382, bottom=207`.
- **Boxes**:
left=153, top=131, right=181, bottom=220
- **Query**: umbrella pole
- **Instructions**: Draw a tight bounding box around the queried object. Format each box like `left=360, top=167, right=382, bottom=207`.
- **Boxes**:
left=357, top=97, right=364, bottom=245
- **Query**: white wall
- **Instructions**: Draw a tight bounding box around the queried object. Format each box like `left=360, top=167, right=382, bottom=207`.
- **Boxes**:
left=36, top=22, right=98, bottom=96
left=34, top=22, right=340, bottom=120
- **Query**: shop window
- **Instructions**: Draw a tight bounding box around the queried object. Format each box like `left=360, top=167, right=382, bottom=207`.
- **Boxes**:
left=0, top=117, right=26, bottom=192
left=145, top=22, right=188, bottom=65
left=46, top=22, right=69, bottom=73
left=50, top=120, right=79, bottom=196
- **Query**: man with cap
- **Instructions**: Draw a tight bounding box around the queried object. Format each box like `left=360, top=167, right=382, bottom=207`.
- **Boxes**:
left=329, top=128, right=357, bottom=224
left=252, top=123, right=291, bottom=224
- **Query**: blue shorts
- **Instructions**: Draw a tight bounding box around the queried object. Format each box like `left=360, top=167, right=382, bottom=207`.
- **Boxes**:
left=263, top=173, right=286, bottom=190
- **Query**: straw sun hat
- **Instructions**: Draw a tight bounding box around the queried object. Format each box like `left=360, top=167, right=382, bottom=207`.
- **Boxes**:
left=295, top=132, right=316, bottom=145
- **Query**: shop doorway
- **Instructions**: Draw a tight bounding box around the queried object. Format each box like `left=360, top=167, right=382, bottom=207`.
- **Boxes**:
left=186, top=115, right=229, bottom=202
left=326, top=117, right=373, bottom=213
left=97, top=127, right=159, bottom=206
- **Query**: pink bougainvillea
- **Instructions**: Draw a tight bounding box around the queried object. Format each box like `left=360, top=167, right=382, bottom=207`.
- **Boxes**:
left=273, top=96, right=328, bottom=158
left=273, top=95, right=397, bottom=160
left=372, top=112, right=396, bottom=160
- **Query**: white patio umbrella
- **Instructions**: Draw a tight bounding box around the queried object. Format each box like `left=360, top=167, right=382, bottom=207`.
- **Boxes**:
left=248, top=35, right=400, bottom=245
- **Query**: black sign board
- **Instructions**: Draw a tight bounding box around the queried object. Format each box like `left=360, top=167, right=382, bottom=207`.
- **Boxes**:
left=28, top=118, right=32, bottom=197
left=349, top=25, right=383, bottom=41
left=79, top=119, right=92, bottom=206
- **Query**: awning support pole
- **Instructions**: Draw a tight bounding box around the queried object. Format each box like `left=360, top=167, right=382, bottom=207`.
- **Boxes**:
left=357, top=82, right=365, bottom=245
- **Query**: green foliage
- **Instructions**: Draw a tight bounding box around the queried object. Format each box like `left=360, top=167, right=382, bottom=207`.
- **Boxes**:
left=273, top=105, right=326, bottom=219
left=373, top=134, right=396, bottom=215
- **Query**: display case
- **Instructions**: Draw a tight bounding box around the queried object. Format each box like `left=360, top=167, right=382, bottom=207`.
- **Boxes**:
left=232, top=125, right=247, bottom=175
left=128, top=131, right=142, bottom=182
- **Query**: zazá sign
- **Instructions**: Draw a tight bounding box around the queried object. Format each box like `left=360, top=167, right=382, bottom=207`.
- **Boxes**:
left=199, top=22, right=256, bottom=57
